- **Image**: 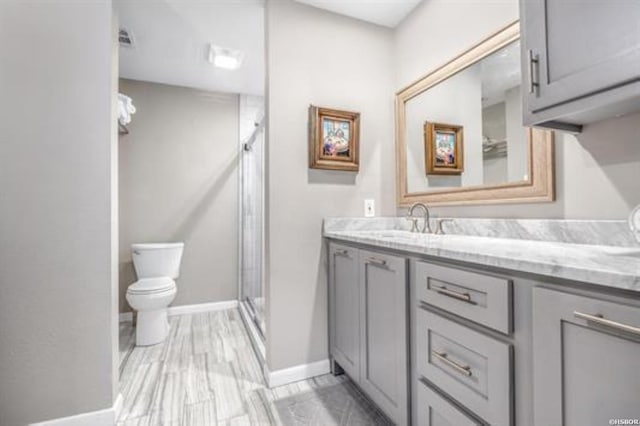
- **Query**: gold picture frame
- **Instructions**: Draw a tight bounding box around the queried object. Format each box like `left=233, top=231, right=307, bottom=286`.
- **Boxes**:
left=309, top=105, right=360, bottom=172
left=424, top=122, right=464, bottom=175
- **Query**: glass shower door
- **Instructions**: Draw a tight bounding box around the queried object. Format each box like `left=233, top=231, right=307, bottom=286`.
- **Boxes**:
left=239, top=95, right=265, bottom=337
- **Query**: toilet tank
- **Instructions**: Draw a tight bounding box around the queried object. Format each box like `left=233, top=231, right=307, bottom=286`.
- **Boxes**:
left=131, top=242, right=184, bottom=279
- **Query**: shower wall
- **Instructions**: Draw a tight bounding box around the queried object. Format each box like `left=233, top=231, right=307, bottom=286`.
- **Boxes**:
left=239, top=94, right=265, bottom=334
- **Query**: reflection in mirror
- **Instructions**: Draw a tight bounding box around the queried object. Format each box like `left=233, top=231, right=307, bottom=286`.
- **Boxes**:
left=405, top=40, right=527, bottom=193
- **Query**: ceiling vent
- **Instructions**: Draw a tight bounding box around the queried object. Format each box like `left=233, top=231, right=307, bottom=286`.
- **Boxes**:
left=119, top=28, right=135, bottom=48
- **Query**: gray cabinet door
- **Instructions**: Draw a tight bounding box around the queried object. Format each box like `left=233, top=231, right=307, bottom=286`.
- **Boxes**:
left=329, top=243, right=360, bottom=381
left=359, top=249, right=409, bottom=426
left=522, top=0, right=640, bottom=121
left=532, top=287, right=640, bottom=426
left=416, top=379, right=484, bottom=426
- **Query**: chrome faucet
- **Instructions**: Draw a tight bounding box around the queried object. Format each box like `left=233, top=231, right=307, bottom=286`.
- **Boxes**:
left=407, top=202, right=432, bottom=233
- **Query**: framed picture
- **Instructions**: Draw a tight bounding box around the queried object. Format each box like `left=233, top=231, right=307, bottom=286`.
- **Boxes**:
left=424, top=121, right=464, bottom=175
left=309, top=105, right=360, bottom=171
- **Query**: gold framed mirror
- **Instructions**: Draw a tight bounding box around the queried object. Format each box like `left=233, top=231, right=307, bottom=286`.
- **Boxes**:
left=395, top=21, right=555, bottom=207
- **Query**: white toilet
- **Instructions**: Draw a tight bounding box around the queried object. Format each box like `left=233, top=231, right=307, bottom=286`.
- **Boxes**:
left=126, top=242, right=184, bottom=346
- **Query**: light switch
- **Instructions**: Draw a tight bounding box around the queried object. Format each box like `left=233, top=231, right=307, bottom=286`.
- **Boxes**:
left=364, top=199, right=375, bottom=217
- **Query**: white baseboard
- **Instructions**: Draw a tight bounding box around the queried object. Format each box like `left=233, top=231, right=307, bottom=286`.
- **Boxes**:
left=31, top=393, right=123, bottom=426
left=113, top=393, right=123, bottom=420
left=168, top=300, right=238, bottom=316
left=119, top=300, right=239, bottom=322
left=266, top=359, right=331, bottom=388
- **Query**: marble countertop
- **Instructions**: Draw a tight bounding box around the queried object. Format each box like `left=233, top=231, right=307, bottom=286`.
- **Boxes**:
left=324, top=229, right=640, bottom=292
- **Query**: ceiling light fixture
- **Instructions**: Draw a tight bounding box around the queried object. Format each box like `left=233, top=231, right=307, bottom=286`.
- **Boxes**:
left=207, top=44, right=244, bottom=70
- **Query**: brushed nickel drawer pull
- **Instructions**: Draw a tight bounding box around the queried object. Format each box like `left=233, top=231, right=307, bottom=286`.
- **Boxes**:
left=336, top=249, right=349, bottom=256
left=435, top=285, right=475, bottom=304
left=528, top=49, right=539, bottom=94
left=367, top=257, right=387, bottom=267
left=432, top=351, right=472, bottom=377
left=574, top=311, right=640, bottom=336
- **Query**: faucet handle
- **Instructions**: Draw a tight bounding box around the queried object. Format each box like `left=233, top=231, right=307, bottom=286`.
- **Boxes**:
left=435, top=218, right=454, bottom=235
left=405, top=215, right=419, bottom=233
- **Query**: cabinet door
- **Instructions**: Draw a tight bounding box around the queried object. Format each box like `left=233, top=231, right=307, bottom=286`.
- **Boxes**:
left=533, top=287, right=640, bottom=426
left=359, top=249, right=409, bottom=425
left=523, top=0, right=640, bottom=114
left=416, top=380, right=484, bottom=426
left=328, top=243, right=360, bottom=381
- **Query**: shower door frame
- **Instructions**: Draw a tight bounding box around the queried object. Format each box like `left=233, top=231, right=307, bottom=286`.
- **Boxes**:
left=237, top=96, right=266, bottom=363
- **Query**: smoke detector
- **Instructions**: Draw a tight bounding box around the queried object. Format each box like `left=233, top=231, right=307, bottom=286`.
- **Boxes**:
left=119, top=28, right=135, bottom=48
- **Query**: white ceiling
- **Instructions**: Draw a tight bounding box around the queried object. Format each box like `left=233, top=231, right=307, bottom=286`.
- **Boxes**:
left=293, top=0, right=422, bottom=28
left=115, top=0, right=265, bottom=95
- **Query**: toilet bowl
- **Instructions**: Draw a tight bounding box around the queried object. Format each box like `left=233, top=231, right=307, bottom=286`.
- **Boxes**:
left=126, top=242, right=184, bottom=346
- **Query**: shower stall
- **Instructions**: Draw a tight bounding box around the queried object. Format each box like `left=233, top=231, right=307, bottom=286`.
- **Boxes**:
left=238, top=95, right=266, bottom=350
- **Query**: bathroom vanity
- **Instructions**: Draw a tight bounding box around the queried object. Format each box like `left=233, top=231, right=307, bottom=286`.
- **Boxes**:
left=325, top=220, right=640, bottom=426
left=359, top=8, right=640, bottom=425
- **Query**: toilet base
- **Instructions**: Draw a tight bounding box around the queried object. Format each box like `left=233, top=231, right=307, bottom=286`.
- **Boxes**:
left=135, top=308, right=170, bottom=346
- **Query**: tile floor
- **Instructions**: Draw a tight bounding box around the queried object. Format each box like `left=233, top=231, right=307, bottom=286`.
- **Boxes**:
left=118, top=309, right=389, bottom=425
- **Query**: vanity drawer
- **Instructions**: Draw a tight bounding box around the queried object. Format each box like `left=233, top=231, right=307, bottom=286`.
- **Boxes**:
left=416, top=379, right=484, bottom=426
left=416, top=308, right=512, bottom=425
left=415, top=261, right=512, bottom=334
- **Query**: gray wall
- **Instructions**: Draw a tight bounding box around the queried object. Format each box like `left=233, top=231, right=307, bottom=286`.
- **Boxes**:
left=265, top=0, right=395, bottom=371
left=118, top=79, right=239, bottom=312
left=0, top=1, right=118, bottom=424
left=264, top=0, right=640, bottom=376
left=394, top=0, right=640, bottom=219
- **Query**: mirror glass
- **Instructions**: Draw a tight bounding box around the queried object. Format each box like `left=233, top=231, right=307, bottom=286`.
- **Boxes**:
left=405, top=40, right=527, bottom=193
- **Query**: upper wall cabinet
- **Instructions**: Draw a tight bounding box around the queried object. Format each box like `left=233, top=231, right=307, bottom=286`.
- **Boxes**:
left=521, top=0, right=640, bottom=132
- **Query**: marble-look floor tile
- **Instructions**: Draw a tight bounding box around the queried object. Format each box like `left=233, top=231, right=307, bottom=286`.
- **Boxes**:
left=218, top=414, right=252, bottom=426
left=209, top=361, right=245, bottom=421
left=150, top=371, right=187, bottom=422
left=245, top=389, right=277, bottom=425
left=120, top=321, right=136, bottom=371
left=116, top=414, right=152, bottom=426
left=274, top=381, right=391, bottom=426
left=184, top=400, right=217, bottom=426
left=120, top=361, right=163, bottom=420
left=119, top=309, right=387, bottom=425
left=232, top=347, right=265, bottom=394
left=183, top=354, right=215, bottom=405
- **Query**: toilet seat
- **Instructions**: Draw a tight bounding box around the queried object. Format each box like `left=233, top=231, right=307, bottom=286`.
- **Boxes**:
left=127, top=277, right=175, bottom=295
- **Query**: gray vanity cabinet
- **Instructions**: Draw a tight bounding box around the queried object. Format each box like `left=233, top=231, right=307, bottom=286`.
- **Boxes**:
left=329, top=235, right=640, bottom=426
left=532, top=287, right=640, bottom=426
left=328, top=243, right=360, bottom=381
left=521, top=0, right=640, bottom=131
left=416, top=379, right=484, bottom=426
left=328, top=242, right=409, bottom=425
left=359, top=249, right=409, bottom=426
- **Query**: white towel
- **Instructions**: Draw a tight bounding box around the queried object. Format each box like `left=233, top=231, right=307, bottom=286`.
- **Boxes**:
left=118, top=93, right=137, bottom=125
